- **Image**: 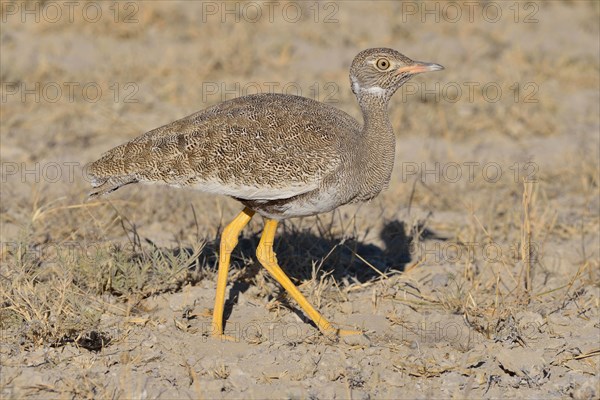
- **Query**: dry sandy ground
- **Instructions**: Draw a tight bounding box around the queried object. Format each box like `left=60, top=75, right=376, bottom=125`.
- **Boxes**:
left=1, top=1, right=599, bottom=399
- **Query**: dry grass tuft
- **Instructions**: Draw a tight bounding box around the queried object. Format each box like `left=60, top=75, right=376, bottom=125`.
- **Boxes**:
left=0, top=219, right=210, bottom=349
left=1, top=247, right=102, bottom=349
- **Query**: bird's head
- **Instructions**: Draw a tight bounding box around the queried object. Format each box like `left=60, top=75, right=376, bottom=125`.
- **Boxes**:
left=349, top=48, right=444, bottom=102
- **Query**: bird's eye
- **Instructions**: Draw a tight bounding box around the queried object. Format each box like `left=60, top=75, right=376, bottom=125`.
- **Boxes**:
left=376, top=58, right=390, bottom=70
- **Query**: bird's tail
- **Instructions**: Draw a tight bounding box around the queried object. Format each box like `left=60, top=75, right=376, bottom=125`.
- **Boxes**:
left=88, top=174, right=138, bottom=198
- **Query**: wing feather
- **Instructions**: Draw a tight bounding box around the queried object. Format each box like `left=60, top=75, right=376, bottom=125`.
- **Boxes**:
left=88, top=93, right=360, bottom=200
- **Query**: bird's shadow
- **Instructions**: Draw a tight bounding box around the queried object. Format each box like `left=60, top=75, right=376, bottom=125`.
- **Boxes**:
left=171, top=219, right=441, bottom=326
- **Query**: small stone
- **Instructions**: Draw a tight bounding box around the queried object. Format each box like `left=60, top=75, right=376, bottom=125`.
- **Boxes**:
left=228, top=368, right=251, bottom=391
left=340, top=301, right=353, bottom=314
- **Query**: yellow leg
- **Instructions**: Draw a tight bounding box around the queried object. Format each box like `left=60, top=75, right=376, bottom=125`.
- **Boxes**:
left=211, top=207, right=255, bottom=337
left=256, top=218, right=361, bottom=337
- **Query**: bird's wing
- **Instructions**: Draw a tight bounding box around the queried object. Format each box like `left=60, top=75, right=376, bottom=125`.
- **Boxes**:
left=88, top=93, right=359, bottom=200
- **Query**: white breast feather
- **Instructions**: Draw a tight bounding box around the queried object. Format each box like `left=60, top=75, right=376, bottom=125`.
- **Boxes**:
left=185, top=179, right=317, bottom=200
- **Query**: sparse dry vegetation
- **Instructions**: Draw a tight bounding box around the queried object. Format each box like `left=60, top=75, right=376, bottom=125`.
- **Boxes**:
left=1, top=1, right=599, bottom=399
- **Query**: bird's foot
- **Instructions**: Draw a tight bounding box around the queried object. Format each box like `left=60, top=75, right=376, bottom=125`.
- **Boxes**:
left=337, top=328, right=363, bottom=336
left=323, top=327, right=370, bottom=346
left=210, top=333, right=239, bottom=342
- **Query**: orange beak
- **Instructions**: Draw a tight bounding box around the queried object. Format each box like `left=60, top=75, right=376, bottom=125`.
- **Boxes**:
left=396, top=61, right=444, bottom=75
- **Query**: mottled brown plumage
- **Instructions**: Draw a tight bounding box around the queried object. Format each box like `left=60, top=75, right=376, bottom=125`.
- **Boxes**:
left=88, top=48, right=443, bottom=220
left=88, top=48, right=443, bottom=338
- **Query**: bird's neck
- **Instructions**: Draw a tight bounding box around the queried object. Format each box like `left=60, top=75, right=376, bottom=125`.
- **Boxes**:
left=358, top=93, right=396, bottom=153
left=354, top=93, right=396, bottom=198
